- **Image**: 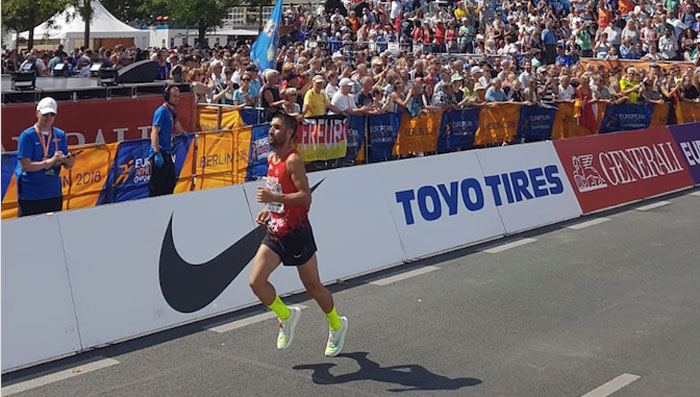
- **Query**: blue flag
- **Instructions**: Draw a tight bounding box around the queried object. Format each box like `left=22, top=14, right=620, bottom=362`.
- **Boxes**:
left=250, top=0, right=283, bottom=71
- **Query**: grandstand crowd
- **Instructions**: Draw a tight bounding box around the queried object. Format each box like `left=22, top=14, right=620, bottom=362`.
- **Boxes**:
left=4, top=0, right=700, bottom=119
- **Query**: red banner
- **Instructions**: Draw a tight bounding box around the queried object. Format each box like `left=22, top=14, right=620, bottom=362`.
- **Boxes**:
left=553, top=127, right=694, bottom=213
left=1, top=95, right=195, bottom=151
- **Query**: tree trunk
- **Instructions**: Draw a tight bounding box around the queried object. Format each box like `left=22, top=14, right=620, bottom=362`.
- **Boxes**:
left=258, top=4, right=263, bottom=30
left=198, top=19, right=206, bottom=48
left=83, top=0, right=91, bottom=49
left=27, top=8, right=36, bottom=50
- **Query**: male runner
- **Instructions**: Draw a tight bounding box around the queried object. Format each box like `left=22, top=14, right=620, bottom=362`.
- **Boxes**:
left=250, top=113, right=348, bottom=357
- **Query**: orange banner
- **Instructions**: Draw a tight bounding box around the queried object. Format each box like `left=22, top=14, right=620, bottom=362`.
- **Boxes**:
left=678, top=102, right=700, bottom=124
left=475, top=103, right=520, bottom=145
left=61, top=143, right=118, bottom=211
left=551, top=102, right=606, bottom=139
left=393, top=111, right=442, bottom=155
left=197, top=106, right=244, bottom=132
left=650, top=103, right=670, bottom=126
left=194, top=127, right=251, bottom=191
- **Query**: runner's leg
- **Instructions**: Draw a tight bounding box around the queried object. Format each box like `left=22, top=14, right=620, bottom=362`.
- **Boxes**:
left=297, top=254, right=339, bottom=328
left=249, top=244, right=284, bottom=310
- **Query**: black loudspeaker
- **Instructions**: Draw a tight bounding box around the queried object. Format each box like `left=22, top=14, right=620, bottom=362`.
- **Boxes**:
left=117, top=60, right=158, bottom=83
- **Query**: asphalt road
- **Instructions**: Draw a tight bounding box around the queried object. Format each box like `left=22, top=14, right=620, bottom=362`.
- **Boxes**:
left=3, top=190, right=700, bottom=397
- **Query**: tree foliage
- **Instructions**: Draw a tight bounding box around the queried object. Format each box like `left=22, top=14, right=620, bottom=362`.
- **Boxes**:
left=166, top=0, right=240, bottom=47
left=2, top=0, right=68, bottom=49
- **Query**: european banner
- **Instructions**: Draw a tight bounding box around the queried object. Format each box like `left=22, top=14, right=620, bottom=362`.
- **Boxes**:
left=599, top=103, right=653, bottom=134
left=345, top=115, right=366, bottom=164
left=98, top=135, right=193, bottom=204
left=368, top=112, right=400, bottom=162
left=437, top=108, right=480, bottom=152
left=516, top=105, right=557, bottom=142
left=393, top=111, right=442, bottom=155
left=1, top=152, right=17, bottom=200
left=247, top=124, right=272, bottom=181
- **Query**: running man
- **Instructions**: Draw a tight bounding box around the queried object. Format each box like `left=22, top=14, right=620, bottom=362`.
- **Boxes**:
left=250, top=113, right=348, bottom=357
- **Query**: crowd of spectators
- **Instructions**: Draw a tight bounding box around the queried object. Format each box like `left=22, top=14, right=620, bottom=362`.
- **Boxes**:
left=4, top=0, right=700, bottom=118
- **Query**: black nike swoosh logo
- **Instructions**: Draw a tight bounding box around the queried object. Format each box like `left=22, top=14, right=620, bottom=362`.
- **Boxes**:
left=159, top=178, right=325, bottom=313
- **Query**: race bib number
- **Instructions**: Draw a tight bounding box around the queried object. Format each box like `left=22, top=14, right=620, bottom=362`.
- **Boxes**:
left=263, top=176, right=284, bottom=214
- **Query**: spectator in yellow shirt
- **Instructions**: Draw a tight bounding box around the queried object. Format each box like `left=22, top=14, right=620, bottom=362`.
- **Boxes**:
left=303, top=75, right=344, bottom=117
left=454, top=2, right=468, bottom=20
left=619, top=67, right=641, bottom=103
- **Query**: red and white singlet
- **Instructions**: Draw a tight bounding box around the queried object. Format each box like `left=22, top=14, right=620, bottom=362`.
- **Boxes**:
left=265, top=149, right=309, bottom=237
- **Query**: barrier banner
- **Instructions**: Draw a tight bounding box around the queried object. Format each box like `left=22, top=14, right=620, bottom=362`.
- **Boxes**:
left=650, top=103, right=670, bottom=126
left=1, top=153, right=19, bottom=219
left=240, top=108, right=262, bottom=126
left=678, top=102, right=700, bottom=124
left=195, top=128, right=250, bottom=190
left=393, top=111, right=442, bottom=155
left=551, top=102, right=606, bottom=139
left=437, top=108, right=480, bottom=152
left=246, top=124, right=272, bottom=181
left=579, top=59, right=695, bottom=73
left=345, top=115, right=366, bottom=163
left=474, top=103, right=519, bottom=145
left=668, top=123, right=700, bottom=184
left=1, top=153, right=18, bottom=200
left=174, top=134, right=196, bottom=194
left=553, top=127, right=694, bottom=213
left=197, top=106, right=245, bottom=132
left=61, top=143, right=118, bottom=211
left=1, top=95, right=195, bottom=151
left=515, top=105, right=556, bottom=142
left=296, top=116, right=348, bottom=162
left=97, top=135, right=194, bottom=204
left=599, top=103, right=653, bottom=134
left=97, top=139, right=151, bottom=204
left=368, top=112, right=400, bottom=162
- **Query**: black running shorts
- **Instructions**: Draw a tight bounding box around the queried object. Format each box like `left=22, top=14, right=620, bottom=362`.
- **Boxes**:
left=261, top=222, right=317, bottom=266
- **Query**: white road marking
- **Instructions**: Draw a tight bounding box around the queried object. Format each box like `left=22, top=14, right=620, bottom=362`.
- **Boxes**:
left=370, top=266, right=439, bottom=286
left=690, top=191, right=700, bottom=196
left=581, top=373, right=641, bottom=397
left=208, top=305, right=308, bottom=333
left=3, top=358, right=120, bottom=396
left=568, top=217, right=611, bottom=230
left=636, top=201, right=671, bottom=211
left=483, top=238, right=537, bottom=254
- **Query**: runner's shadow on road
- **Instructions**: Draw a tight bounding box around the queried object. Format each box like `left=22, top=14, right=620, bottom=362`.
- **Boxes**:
left=293, top=351, right=482, bottom=392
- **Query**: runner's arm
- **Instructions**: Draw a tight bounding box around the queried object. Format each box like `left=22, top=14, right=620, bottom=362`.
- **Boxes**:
left=281, top=152, right=312, bottom=207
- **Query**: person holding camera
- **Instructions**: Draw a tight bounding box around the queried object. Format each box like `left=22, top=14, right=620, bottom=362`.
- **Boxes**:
left=149, top=86, right=186, bottom=197
left=15, top=97, right=78, bottom=217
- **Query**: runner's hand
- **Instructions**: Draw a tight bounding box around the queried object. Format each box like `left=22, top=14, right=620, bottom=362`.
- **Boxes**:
left=257, top=186, right=278, bottom=203
left=256, top=209, right=270, bottom=225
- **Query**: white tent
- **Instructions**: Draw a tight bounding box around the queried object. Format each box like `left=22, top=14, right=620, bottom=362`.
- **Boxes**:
left=20, top=0, right=149, bottom=50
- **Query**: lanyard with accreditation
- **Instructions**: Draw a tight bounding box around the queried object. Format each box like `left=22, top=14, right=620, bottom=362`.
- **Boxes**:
left=34, top=125, right=60, bottom=175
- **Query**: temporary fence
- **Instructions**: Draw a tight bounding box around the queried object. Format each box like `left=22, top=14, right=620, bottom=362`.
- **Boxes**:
left=3, top=101, right=700, bottom=219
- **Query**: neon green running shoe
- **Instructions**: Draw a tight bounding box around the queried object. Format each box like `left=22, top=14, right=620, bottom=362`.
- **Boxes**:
left=325, top=316, right=348, bottom=357
left=276, top=306, right=301, bottom=350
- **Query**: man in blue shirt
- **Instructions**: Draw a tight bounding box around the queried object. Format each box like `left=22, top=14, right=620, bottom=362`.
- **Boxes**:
left=15, top=97, right=78, bottom=216
left=485, top=78, right=508, bottom=102
left=149, top=85, right=186, bottom=197
left=541, top=21, right=557, bottom=64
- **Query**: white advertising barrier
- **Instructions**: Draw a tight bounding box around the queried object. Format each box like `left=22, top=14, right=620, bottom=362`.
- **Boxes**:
left=375, top=151, right=507, bottom=259
left=1, top=215, right=82, bottom=371
left=474, top=142, right=583, bottom=233
left=56, top=185, right=263, bottom=348
left=242, top=165, right=407, bottom=286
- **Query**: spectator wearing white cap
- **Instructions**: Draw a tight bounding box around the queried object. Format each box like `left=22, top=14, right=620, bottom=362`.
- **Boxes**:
left=330, top=78, right=365, bottom=115
left=15, top=97, right=78, bottom=217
